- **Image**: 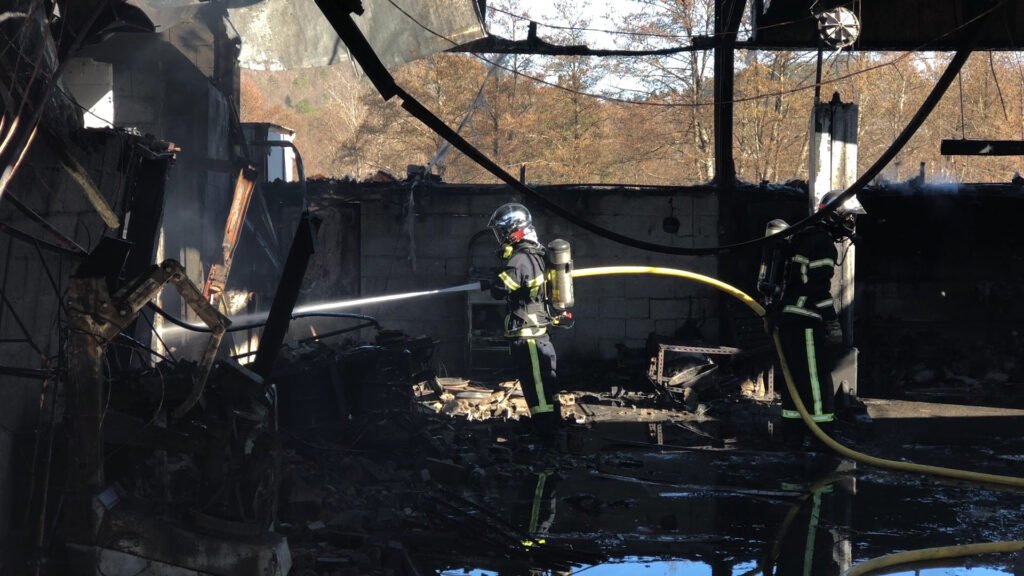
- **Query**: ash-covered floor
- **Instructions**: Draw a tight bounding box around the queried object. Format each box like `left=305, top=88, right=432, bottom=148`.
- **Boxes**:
left=274, top=363, right=1024, bottom=576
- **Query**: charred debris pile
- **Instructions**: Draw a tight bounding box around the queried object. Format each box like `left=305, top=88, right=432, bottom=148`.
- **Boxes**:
left=249, top=328, right=760, bottom=575
left=42, top=310, right=768, bottom=574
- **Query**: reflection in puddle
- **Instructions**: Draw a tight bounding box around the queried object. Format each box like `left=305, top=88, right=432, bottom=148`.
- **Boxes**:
left=424, top=445, right=1024, bottom=576
left=441, top=561, right=1013, bottom=575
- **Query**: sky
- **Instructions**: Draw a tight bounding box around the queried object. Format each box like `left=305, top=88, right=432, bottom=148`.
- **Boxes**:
left=490, top=0, right=646, bottom=48
left=481, top=0, right=668, bottom=94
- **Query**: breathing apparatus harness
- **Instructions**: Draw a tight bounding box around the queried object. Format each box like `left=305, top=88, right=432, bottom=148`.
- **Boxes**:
left=545, top=239, right=575, bottom=328
left=757, top=219, right=792, bottom=311
left=498, top=239, right=576, bottom=334
left=757, top=200, right=858, bottom=314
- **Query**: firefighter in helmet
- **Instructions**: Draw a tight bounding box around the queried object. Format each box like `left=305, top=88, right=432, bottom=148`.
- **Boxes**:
left=760, top=191, right=857, bottom=450
left=483, top=203, right=560, bottom=440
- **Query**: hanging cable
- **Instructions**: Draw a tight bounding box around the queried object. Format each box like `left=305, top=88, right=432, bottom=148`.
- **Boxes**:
left=408, top=0, right=909, bottom=109
left=486, top=2, right=824, bottom=41
left=317, top=0, right=993, bottom=256
left=988, top=52, right=1011, bottom=122
left=958, top=69, right=967, bottom=139
left=147, top=302, right=380, bottom=334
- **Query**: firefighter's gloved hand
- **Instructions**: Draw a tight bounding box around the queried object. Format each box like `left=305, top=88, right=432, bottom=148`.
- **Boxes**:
left=824, top=320, right=843, bottom=344
left=479, top=279, right=493, bottom=291
left=551, top=311, right=574, bottom=329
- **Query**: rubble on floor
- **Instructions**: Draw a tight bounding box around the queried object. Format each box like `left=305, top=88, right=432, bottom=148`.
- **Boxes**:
left=37, top=324, right=1024, bottom=575
left=865, top=328, right=1024, bottom=407
left=272, top=334, right=1024, bottom=576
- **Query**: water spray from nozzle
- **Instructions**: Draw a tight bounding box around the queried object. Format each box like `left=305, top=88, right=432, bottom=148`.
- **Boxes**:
left=156, top=281, right=484, bottom=340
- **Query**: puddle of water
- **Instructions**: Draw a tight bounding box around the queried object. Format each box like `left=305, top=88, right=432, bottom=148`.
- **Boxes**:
left=564, top=560, right=1018, bottom=575
left=900, top=566, right=1014, bottom=576
left=425, top=448, right=1024, bottom=576
left=441, top=561, right=1013, bottom=575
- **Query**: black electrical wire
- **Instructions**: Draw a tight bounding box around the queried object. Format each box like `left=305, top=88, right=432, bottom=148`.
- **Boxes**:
left=141, top=308, right=176, bottom=363
left=0, top=221, right=84, bottom=258
left=397, top=0, right=969, bottom=111
left=485, top=2, right=829, bottom=40
left=324, top=0, right=995, bottom=256
left=116, top=332, right=175, bottom=364
left=0, top=365, right=53, bottom=379
left=292, top=312, right=381, bottom=328
left=297, top=321, right=379, bottom=345
left=146, top=301, right=380, bottom=333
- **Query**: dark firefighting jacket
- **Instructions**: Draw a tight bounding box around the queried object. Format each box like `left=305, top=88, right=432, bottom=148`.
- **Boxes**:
left=490, top=241, right=550, bottom=337
left=779, top=226, right=838, bottom=323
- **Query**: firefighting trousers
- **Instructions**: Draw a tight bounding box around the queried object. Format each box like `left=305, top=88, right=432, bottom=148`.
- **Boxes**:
left=777, top=320, right=835, bottom=424
left=510, top=335, right=558, bottom=429
left=774, top=472, right=856, bottom=576
left=511, top=470, right=557, bottom=540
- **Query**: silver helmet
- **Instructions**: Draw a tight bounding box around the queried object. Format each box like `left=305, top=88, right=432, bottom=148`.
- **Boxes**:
left=487, top=203, right=536, bottom=244
left=817, top=190, right=862, bottom=237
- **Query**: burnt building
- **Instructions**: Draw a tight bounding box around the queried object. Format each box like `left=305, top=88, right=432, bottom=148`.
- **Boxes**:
left=2, top=1, right=1024, bottom=575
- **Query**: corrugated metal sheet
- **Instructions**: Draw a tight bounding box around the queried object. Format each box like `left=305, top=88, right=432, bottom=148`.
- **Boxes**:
left=127, top=0, right=485, bottom=70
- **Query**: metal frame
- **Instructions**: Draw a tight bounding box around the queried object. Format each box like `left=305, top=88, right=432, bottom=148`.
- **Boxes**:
left=66, top=259, right=228, bottom=540
left=648, top=343, right=741, bottom=388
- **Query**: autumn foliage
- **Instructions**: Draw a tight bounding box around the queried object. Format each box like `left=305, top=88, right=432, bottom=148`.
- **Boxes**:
left=242, top=5, right=1024, bottom=186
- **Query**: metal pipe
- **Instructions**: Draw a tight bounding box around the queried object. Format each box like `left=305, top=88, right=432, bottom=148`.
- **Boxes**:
left=297, top=320, right=378, bottom=345
left=251, top=211, right=320, bottom=377
left=3, top=193, right=88, bottom=254
left=0, top=222, right=85, bottom=258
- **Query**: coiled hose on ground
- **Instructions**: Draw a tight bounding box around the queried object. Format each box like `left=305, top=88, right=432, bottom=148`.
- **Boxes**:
left=572, top=266, right=1024, bottom=574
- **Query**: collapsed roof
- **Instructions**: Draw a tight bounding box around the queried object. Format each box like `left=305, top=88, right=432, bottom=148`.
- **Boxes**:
left=122, top=0, right=486, bottom=70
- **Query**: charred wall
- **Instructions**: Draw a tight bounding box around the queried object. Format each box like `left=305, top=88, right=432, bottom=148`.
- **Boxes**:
left=288, top=179, right=726, bottom=376
left=855, top=184, right=1024, bottom=402
left=0, top=128, right=170, bottom=557
left=75, top=26, right=239, bottom=315
left=0, top=7, right=243, bottom=563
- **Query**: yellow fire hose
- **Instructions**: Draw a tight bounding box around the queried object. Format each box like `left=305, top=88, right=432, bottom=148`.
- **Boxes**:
left=844, top=542, right=1024, bottom=576
left=573, top=266, right=1024, bottom=574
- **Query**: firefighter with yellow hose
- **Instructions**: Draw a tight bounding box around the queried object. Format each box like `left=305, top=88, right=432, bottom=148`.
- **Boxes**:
left=481, top=203, right=574, bottom=442
left=758, top=191, right=857, bottom=450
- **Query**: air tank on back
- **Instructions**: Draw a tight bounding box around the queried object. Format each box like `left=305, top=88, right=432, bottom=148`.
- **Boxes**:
left=546, top=239, right=574, bottom=311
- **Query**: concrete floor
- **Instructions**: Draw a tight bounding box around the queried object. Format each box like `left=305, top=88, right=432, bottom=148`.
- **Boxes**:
left=402, top=378, right=1024, bottom=576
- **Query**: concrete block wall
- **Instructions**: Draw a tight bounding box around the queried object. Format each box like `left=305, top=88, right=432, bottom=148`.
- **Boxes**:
left=0, top=138, right=126, bottom=548
left=350, top=186, right=720, bottom=373
left=81, top=32, right=233, bottom=302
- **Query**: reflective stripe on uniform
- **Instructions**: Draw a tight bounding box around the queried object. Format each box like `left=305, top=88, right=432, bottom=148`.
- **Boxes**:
left=792, top=254, right=810, bottom=283
left=783, top=305, right=822, bottom=320
left=803, top=489, right=823, bottom=576
left=815, top=298, right=834, bottom=309
left=809, top=258, right=835, bottom=269
left=511, top=325, right=547, bottom=337
left=527, top=274, right=545, bottom=298
left=498, top=271, right=520, bottom=290
left=528, top=472, right=550, bottom=534
left=782, top=409, right=834, bottom=422
left=528, top=339, right=551, bottom=413
left=504, top=311, right=548, bottom=337
left=805, top=328, right=823, bottom=417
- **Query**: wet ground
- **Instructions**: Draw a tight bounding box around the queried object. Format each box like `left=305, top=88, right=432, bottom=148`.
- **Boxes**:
left=421, top=433, right=1024, bottom=575
left=282, top=377, right=1024, bottom=576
